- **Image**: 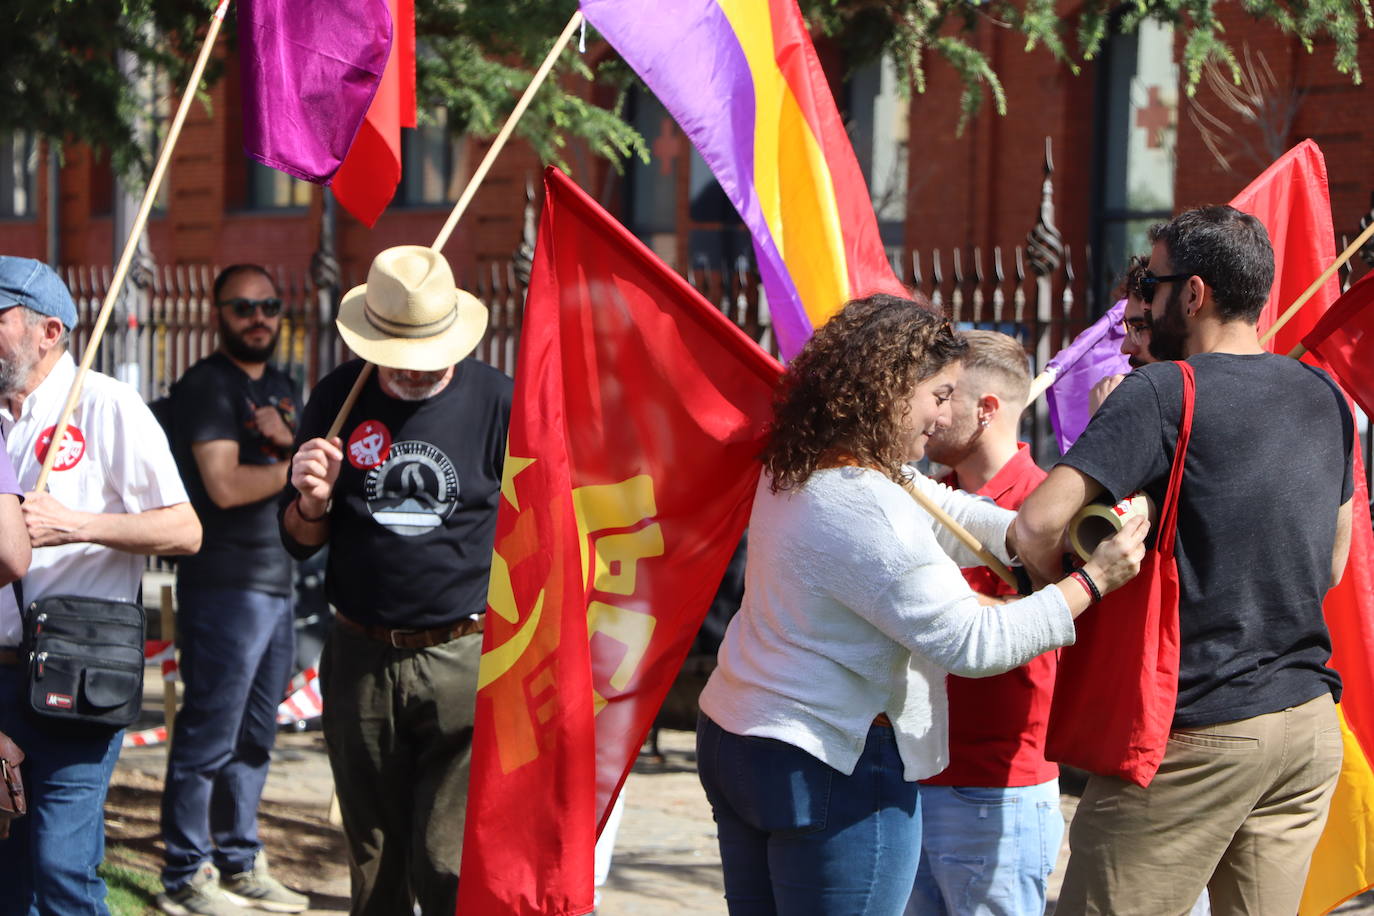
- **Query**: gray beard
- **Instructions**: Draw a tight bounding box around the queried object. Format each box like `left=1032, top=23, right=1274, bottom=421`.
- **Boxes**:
left=386, top=379, right=447, bottom=401
left=0, top=350, right=36, bottom=399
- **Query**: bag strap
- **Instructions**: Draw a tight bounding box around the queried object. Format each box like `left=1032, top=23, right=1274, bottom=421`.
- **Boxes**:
left=1155, top=361, right=1196, bottom=557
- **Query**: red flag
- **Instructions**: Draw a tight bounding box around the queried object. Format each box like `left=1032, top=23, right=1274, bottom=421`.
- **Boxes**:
left=456, top=166, right=782, bottom=915
left=1231, top=141, right=1374, bottom=913
left=1229, top=139, right=1341, bottom=355
left=1303, top=273, right=1374, bottom=418
left=330, top=0, right=417, bottom=226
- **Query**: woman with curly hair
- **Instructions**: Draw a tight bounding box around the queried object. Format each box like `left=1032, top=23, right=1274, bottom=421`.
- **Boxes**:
left=695, top=294, right=1147, bottom=915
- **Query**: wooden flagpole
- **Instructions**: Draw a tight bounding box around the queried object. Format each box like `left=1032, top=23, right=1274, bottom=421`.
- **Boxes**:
left=1260, top=219, right=1374, bottom=349
left=901, top=480, right=1017, bottom=589
left=35, top=0, right=232, bottom=492
left=325, top=9, right=585, bottom=440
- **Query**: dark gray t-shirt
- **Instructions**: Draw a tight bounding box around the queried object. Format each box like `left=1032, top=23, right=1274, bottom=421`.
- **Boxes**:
left=1061, top=352, right=1353, bottom=728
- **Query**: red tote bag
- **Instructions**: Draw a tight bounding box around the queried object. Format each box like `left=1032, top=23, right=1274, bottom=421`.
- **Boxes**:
left=1045, top=361, right=1195, bottom=787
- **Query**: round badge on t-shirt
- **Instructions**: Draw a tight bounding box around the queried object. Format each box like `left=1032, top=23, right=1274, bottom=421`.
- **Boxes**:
left=36, top=424, right=86, bottom=471
left=347, top=420, right=392, bottom=469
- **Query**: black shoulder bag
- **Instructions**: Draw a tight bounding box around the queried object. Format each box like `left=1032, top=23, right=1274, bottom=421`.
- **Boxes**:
left=21, top=588, right=145, bottom=732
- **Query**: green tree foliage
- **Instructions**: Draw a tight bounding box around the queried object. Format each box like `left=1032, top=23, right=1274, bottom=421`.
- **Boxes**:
left=802, top=0, right=1373, bottom=125
left=3, top=0, right=1369, bottom=176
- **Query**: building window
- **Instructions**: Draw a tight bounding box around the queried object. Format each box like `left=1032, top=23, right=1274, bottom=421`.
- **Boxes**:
left=1092, top=18, right=1178, bottom=301
left=245, top=158, right=312, bottom=210
left=396, top=109, right=462, bottom=206
left=0, top=133, right=38, bottom=219
left=624, top=88, right=693, bottom=267
left=847, top=55, right=908, bottom=256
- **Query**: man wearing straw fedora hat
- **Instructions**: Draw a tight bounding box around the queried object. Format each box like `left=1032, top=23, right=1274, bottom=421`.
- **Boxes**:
left=280, top=245, right=511, bottom=916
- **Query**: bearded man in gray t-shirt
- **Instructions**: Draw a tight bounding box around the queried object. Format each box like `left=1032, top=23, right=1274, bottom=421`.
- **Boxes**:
left=1013, top=205, right=1354, bottom=916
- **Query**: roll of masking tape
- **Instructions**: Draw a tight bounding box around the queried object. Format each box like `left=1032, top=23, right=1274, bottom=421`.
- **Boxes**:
left=1069, top=491, right=1155, bottom=562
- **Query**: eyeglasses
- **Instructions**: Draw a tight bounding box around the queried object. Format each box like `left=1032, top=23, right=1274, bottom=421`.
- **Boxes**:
left=1132, top=271, right=1191, bottom=303
left=1121, top=315, right=1152, bottom=338
left=218, top=297, right=283, bottom=318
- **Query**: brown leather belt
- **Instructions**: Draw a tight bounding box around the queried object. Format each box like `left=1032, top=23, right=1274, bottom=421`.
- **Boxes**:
left=0, top=648, right=20, bottom=667
left=873, top=713, right=893, bottom=728
left=334, top=612, right=483, bottom=650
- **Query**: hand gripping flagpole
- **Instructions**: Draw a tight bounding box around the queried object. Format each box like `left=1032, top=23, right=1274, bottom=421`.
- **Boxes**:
left=1263, top=219, right=1374, bottom=355
left=325, top=9, right=586, bottom=440
left=34, top=0, right=232, bottom=492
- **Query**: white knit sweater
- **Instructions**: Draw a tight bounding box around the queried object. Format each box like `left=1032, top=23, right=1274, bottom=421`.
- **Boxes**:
left=698, top=466, right=1075, bottom=781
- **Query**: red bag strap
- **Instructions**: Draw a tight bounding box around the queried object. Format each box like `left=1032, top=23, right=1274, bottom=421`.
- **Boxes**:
left=1155, top=361, right=1196, bottom=557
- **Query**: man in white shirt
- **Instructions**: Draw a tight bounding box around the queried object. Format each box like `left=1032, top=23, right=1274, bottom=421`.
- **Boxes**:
left=0, top=256, right=200, bottom=915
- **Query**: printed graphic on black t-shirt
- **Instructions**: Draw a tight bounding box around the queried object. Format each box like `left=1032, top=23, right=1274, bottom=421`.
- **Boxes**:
left=171, top=352, right=301, bottom=595
left=1062, top=353, right=1352, bottom=728
left=365, top=440, right=460, bottom=535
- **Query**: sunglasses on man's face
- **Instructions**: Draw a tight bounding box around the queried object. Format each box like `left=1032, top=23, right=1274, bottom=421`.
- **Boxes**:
left=218, top=297, right=283, bottom=318
left=1132, top=271, right=1191, bottom=304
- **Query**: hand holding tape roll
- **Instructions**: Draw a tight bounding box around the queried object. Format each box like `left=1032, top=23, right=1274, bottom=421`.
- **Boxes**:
left=1070, top=492, right=1157, bottom=562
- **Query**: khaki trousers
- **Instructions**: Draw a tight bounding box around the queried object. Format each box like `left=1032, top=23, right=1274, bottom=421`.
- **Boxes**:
left=1057, top=693, right=1342, bottom=916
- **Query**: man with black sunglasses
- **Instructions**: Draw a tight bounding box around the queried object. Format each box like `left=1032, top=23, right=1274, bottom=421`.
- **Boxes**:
left=158, top=264, right=305, bottom=915
left=1016, top=205, right=1353, bottom=915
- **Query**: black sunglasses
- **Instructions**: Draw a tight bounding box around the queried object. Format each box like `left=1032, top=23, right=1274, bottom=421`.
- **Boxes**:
left=218, top=297, right=283, bottom=318
left=1133, top=271, right=1191, bottom=303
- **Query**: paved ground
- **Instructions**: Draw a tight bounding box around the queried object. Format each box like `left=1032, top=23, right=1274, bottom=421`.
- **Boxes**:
left=107, top=630, right=1374, bottom=914
left=108, top=724, right=1374, bottom=915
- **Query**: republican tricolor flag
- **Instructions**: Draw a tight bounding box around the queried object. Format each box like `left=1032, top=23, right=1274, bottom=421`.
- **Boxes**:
left=238, top=0, right=416, bottom=226
left=582, top=0, right=906, bottom=359
left=456, top=167, right=782, bottom=915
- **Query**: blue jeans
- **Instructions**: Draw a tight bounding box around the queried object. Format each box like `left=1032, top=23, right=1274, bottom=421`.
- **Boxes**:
left=697, top=713, right=922, bottom=916
left=906, top=778, right=1063, bottom=916
left=0, top=665, right=123, bottom=916
left=161, top=585, right=295, bottom=888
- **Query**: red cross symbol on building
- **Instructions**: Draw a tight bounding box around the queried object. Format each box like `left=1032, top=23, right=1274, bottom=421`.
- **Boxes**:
left=1135, top=86, right=1174, bottom=149
left=652, top=117, right=682, bottom=177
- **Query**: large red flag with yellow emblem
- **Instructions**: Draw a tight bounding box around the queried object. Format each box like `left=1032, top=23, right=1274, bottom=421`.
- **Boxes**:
left=456, top=166, right=783, bottom=915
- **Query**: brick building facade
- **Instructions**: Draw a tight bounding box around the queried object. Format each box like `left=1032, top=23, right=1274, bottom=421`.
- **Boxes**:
left=1, top=14, right=1371, bottom=314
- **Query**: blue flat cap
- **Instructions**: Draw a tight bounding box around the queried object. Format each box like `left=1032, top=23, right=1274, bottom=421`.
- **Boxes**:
left=0, top=257, right=77, bottom=329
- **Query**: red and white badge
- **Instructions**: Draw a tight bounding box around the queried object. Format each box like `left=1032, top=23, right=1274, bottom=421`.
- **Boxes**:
left=347, top=420, right=392, bottom=470
left=36, top=424, right=86, bottom=471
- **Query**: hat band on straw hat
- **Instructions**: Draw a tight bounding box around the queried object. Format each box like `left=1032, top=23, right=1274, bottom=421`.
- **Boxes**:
left=363, top=300, right=458, bottom=339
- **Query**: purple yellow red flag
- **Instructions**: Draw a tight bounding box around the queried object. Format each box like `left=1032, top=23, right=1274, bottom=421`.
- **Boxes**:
left=456, top=166, right=782, bottom=915
left=1229, top=141, right=1374, bottom=914
left=238, top=0, right=392, bottom=183
left=581, top=0, right=906, bottom=360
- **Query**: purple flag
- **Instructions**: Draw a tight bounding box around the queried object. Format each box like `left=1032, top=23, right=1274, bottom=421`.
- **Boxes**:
left=239, top=0, right=392, bottom=183
left=1046, top=299, right=1130, bottom=454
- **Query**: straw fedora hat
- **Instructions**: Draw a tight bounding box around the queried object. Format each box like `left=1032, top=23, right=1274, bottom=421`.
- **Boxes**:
left=337, top=246, right=488, bottom=371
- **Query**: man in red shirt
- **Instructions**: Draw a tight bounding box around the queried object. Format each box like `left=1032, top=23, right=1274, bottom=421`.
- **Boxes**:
left=907, top=330, right=1060, bottom=915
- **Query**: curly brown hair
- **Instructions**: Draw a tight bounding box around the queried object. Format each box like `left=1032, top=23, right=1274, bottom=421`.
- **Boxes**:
left=762, top=294, right=967, bottom=492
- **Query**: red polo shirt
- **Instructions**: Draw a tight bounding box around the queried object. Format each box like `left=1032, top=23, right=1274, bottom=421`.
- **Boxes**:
left=921, top=443, right=1060, bottom=787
